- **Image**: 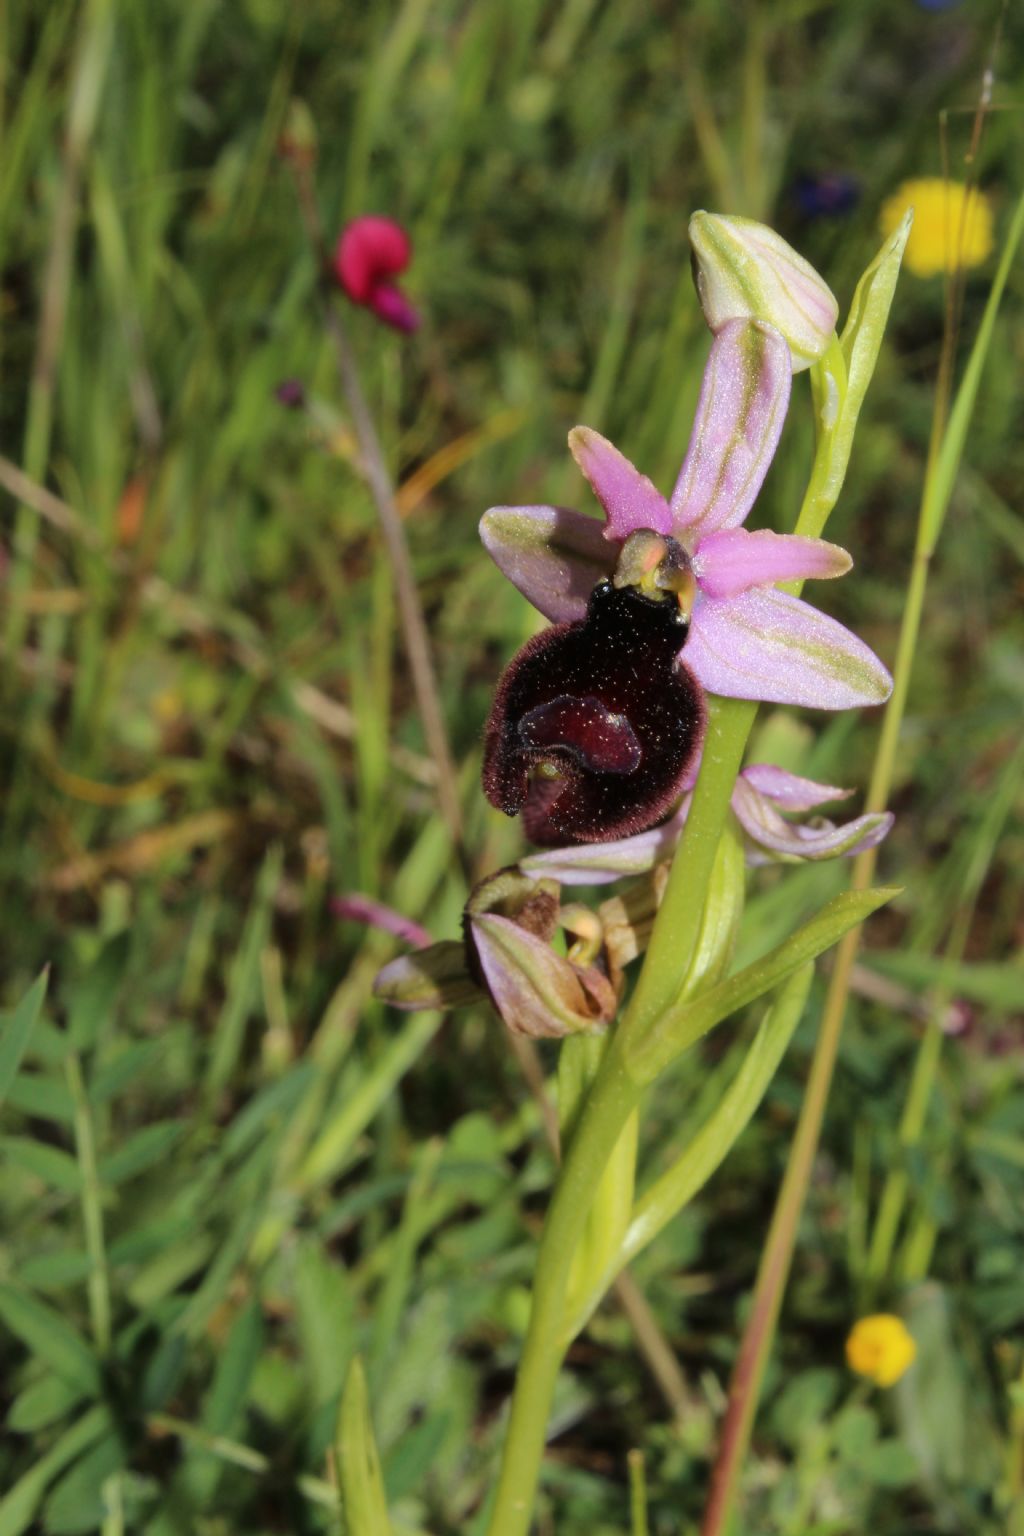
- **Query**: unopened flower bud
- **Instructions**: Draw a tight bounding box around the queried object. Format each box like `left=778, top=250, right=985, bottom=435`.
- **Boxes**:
left=278, top=99, right=317, bottom=167
left=689, top=211, right=839, bottom=372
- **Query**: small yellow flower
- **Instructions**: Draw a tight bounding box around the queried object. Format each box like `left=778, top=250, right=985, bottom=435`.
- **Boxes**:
left=846, top=1313, right=917, bottom=1387
left=881, top=178, right=994, bottom=278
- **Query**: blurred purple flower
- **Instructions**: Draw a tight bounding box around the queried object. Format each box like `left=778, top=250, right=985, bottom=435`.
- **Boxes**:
left=793, top=172, right=861, bottom=219
left=275, top=378, right=306, bottom=410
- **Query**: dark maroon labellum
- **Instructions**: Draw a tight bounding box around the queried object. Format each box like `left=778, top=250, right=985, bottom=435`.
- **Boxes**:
left=483, top=580, right=706, bottom=845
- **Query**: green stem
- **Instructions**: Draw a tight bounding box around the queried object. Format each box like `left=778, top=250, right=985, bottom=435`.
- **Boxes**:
left=487, top=698, right=757, bottom=1535
left=485, top=1042, right=641, bottom=1536
left=66, top=1053, right=111, bottom=1356
left=700, top=177, right=1024, bottom=1536
left=866, top=733, right=1024, bottom=1286
left=5, top=0, right=113, bottom=666
left=628, top=1448, right=650, bottom=1536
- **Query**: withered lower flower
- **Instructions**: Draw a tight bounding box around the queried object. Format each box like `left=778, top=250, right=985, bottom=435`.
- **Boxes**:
left=482, top=566, right=705, bottom=846
left=374, top=868, right=617, bottom=1039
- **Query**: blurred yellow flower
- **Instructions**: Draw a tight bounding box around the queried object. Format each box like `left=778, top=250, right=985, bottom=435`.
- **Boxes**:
left=881, top=178, right=994, bottom=278
left=845, top=1313, right=917, bottom=1387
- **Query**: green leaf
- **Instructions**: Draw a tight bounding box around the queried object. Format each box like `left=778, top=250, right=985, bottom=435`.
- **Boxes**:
left=4, top=1073, right=75, bottom=1123
left=0, top=1286, right=101, bottom=1395
left=626, top=888, right=899, bottom=1083
left=861, top=1438, right=918, bottom=1488
left=625, top=964, right=812, bottom=1256
left=19, top=1251, right=92, bottom=1291
left=88, top=1041, right=163, bottom=1105
left=42, top=1432, right=123, bottom=1535
left=336, top=1356, right=392, bottom=1536
left=0, top=1136, right=81, bottom=1194
left=295, top=1239, right=356, bottom=1407
left=183, top=1298, right=265, bottom=1506
left=7, top=1374, right=86, bottom=1434
left=0, top=1405, right=110, bottom=1536
left=204, top=844, right=283, bottom=1100
left=66, top=936, right=130, bottom=1053
left=0, top=972, right=49, bottom=1109
left=772, top=1367, right=842, bottom=1450
left=220, top=1061, right=315, bottom=1161
left=98, top=1121, right=186, bottom=1185
left=298, top=1011, right=443, bottom=1193
left=567, top=966, right=813, bottom=1338
left=204, top=1299, right=264, bottom=1435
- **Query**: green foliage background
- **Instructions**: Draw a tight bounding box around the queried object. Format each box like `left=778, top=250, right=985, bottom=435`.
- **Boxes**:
left=1, top=1, right=1023, bottom=1532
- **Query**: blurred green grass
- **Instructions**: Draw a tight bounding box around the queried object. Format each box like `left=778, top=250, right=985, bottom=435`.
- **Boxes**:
left=1, top=1, right=1023, bottom=1532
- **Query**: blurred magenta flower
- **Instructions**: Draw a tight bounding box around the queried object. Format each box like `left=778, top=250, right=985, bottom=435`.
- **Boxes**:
left=333, top=215, right=420, bottom=332
left=275, top=378, right=306, bottom=409
left=482, top=320, right=892, bottom=715
left=331, top=892, right=430, bottom=948
left=520, top=762, right=893, bottom=881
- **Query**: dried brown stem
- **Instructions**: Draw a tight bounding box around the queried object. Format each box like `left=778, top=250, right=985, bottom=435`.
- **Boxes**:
left=287, top=158, right=467, bottom=870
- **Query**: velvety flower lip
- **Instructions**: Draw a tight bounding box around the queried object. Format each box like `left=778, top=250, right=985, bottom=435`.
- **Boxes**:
left=481, top=318, right=892, bottom=711
left=482, top=580, right=705, bottom=845
left=333, top=216, right=421, bottom=332
left=520, top=761, right=893, bottom=880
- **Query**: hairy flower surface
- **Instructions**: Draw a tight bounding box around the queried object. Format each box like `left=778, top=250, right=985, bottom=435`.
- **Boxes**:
left=846, top=1314, right=917, bottom=1387
left=520, top=761, right=892, bottom=880
left=333, top=215, right=421, bottom=331
left=880, top=179, right=993, bottom=278
left=482, top=578, right=704, bottom=844
left=482, top=320, right=892, bottom=714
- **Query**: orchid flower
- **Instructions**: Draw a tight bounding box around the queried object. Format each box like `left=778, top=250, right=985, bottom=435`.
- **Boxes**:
left=482, top=319, right=891, bottom=712
left=519, top=761, right=893, bottom=882
left=480, top=316, right=891, bottom=844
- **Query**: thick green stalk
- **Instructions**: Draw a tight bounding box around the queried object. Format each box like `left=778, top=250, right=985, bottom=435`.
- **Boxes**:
left=487, top=697, right=758, bottom=1533
left=624, top=695, right=756, bottom=1044
left=485, top=1041, right=642, bottom=1536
